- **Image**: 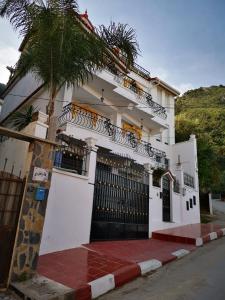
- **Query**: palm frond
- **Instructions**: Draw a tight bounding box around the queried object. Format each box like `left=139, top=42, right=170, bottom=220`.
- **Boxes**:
left=98, top=22, right=140, bottom=66
left=9, top=105, right=38, bottom=131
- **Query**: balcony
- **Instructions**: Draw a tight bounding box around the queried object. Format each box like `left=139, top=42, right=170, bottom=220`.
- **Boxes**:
left=58, top=103, right=166, bottom=162
left=105, top=64, right=167, bottom=119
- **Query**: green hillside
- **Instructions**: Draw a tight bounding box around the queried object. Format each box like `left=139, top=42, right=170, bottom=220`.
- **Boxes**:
left=175, top=85, right=225, bottom=193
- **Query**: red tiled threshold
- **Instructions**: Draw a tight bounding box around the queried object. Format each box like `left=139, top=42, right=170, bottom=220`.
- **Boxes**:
left=152, top=223, right=225, bottom=246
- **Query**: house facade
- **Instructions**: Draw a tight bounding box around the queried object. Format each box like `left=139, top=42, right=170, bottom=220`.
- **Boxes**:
left=0, top=14, right=200, bottom=255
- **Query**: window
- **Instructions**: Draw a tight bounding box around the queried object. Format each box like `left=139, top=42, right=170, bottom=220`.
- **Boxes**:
left=186, top=201, right=189, bottom=211
left=54, top=136, right=88, bottom=176
left=190, top=198, right=193, bottom=208
left=184, top=173, right=195, bottom=188
left=193, top=196, right=196, bottom=205
left=173, top=180, right=180, bottom=193
left=153, top=168, right=164, bottom=187
left=165, top=158, right=169, bottom=170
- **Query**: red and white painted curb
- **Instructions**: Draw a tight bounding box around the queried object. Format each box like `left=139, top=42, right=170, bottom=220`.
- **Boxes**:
left=195, top=228, right=225, bottom=246
left=87, top=248, right=191, bottom=299
left=88, top=274, right=115, bottom=299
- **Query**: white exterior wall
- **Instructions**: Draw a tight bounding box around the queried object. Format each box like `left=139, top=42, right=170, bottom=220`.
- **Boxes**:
left=0, top=112, right=48, bottom=177
left=0, top=60, right=201, bottom=255
left=0, top=73, right=42, bottom=122
left=39, top=168, right=94, bottom=254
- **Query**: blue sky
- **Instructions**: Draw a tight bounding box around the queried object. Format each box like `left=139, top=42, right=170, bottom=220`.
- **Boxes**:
left=1, top=0, right=225, bottom=93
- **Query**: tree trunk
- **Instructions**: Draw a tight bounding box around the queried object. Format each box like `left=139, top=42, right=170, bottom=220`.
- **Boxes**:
left=47, top=87, right=58, bottom=141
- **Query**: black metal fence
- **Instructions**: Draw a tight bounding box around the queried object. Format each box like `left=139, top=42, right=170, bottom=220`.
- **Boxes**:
left=59, top=103, right=166, bottom=162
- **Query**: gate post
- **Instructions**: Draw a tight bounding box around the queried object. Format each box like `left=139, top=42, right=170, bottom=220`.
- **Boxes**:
left=10, top=140, right=55, bottom=282
left=85, top=137, right=98, bottom=242
left=85, top=137, right=98, bottom=184
left=144, top=163, right=154, bottom=238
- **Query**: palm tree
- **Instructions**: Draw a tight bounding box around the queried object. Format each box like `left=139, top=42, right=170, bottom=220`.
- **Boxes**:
left=0, top=0, right=107, bottom=140
left=1, top=1, right=140, bottom=140
left=98, top=22, right=140, bottom=67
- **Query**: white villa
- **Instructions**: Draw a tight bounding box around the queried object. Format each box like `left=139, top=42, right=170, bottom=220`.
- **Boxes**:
left=0, top=12, right=200, bottom=255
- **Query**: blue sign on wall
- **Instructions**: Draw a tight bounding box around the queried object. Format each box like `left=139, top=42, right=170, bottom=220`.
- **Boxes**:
left=35, top=187, right=47, bottom=201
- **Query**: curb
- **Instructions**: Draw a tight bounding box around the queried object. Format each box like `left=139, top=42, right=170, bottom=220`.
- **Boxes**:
left=78, top=247, right=192, bottom=299
left=195, top=228, right=225, bottom=246
left=152, top=228, right=225, bottom=247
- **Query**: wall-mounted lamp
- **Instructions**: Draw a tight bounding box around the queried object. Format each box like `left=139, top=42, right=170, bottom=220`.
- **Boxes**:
left=100, top=89, right=104, bottom=102
left=140, top=118, right=144, bottom=130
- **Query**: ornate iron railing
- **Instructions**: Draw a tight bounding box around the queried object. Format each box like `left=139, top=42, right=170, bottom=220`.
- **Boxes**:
left=59, top=103, right=166, bottom=161
left=106, top=64, right=167, bottom=119
left=119, top=54, right=151, bottom=80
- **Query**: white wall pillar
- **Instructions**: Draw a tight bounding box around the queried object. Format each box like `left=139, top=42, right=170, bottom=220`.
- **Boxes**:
left=85, top=137, right=98, bottom=184
left=110, top=112, right=122, bottom=127
left=85, top=137, right=98, bottom=242
left=208, top=193, right=213, bottom=215
left=144, top=163, right=154, bottom=237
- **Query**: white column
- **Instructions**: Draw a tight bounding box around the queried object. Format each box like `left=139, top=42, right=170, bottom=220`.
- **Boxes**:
left=189, top=134, right=199, bottom=192
left=110, top=112, right=122, bottom=127
left=208, top=193, right=213, bottom=215
left=85, top=137, right=98, bottom=184
left=144, top=163, right=154, bottom=237
left=85, top=137, right=98, bottom=242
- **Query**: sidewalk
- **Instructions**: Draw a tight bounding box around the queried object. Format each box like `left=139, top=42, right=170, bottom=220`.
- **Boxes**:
left=36, top=223, right=225, bottom=300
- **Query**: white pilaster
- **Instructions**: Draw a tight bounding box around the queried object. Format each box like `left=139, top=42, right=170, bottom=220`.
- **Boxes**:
left=144, top=163, right=154, bottom=237
left=85, top=137, right=98, bottom=184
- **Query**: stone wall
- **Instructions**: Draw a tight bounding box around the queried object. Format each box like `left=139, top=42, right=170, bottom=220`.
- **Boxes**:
left=11, top=141, right=55, bottom=281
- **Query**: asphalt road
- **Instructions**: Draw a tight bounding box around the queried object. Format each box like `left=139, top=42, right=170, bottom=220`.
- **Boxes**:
left=99, top=237, right=225, bottom=300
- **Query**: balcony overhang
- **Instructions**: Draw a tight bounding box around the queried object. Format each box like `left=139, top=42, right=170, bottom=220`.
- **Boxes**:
left=72, top=84, right=167, bottom=131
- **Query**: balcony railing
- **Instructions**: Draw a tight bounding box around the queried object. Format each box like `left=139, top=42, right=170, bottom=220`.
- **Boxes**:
left=106, top=64, right=167, bottom=119
left=59, top=103, right=166, bottom=161
left=119, top=54, right=151, bottom=80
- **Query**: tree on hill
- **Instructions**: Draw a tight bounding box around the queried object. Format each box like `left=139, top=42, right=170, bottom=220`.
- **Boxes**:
left=176, top=85, right=225, bottom=193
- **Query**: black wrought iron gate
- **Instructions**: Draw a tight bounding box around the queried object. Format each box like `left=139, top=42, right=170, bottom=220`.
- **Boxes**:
left=0, top=172, right=24, bottom=288
left=162, top=176, right=171, bottom=222
left=90, top=151, right=149, bottom=241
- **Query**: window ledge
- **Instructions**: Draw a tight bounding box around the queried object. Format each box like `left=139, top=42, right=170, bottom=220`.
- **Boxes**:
left=53, top=167, right=89, bottom=180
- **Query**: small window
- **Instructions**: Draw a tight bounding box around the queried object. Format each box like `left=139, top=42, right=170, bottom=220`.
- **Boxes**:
left=156, top=156, right=161, bottom=163
left=193, top=196, right=196, bottom=205
left=165, top=158, right=169, bottom=169
left=190, top=198, right=193, bottom=208
left=186, top=201, right=189, bottom=211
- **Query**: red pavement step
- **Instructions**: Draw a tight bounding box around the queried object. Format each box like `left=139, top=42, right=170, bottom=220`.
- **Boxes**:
left=152, top=224, right=225, bottom=246
left=37, top=224, right=225, bottom=299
